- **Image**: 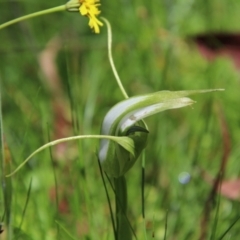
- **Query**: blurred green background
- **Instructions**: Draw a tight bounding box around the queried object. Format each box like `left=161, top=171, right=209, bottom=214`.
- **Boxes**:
left=1, top=0, right=240, bottom=239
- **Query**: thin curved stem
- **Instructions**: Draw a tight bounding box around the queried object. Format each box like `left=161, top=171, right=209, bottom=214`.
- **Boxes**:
left=6, top=135, right=133, bottom=177
left=101, top=17, right=129, bottom=99
left=0, top=5, right=66, bottom=30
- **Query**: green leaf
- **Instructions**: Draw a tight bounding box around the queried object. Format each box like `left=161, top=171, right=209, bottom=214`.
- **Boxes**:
left=6, top=135, right=134, bottom=177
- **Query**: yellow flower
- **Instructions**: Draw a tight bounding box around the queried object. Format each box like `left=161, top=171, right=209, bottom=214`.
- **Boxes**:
left=66, top=0, right=103, bottom=33
left=79, top=0, right=103, bottom=33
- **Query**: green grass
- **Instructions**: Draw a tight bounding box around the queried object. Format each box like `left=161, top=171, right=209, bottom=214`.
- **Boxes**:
left=1, top=0, right=240, bottom=239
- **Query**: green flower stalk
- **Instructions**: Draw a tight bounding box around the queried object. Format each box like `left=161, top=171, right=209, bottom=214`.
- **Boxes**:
left=98, top=88, right=223, bottom=240
left=0, top=0, right=103, bottom=33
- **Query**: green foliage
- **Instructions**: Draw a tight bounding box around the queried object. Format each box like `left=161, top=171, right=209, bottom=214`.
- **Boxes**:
left=1, top=0, right=240, bottom=239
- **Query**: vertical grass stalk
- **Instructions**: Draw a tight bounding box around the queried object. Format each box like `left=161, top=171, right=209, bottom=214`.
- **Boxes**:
left=0, top=83, right=13, bottom=239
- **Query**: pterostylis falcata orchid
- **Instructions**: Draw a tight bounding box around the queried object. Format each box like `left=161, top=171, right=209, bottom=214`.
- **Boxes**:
left=98, top=89, right=223, bottom=178
left=97, top=89, right=223, bottom=240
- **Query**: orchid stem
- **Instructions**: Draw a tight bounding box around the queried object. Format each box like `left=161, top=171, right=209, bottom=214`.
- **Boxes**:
left=114, top=176, right=132, bottom=240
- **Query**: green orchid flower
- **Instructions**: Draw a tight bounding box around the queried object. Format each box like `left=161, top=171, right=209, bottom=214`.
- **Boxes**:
left=98, top=89, right=223, bottom=178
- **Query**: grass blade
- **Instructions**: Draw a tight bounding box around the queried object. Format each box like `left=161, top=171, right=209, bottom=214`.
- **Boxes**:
left=19, top=178, right=32, bottom=229
left=0, top=83, right=13, bottom=239
left=218, top=215, right=240, bottom=240
left=97, top=158, right=117, bottom=239
left=55, top=220, right=77, bottom=240
left=163, top=210, right=168, bottom=240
